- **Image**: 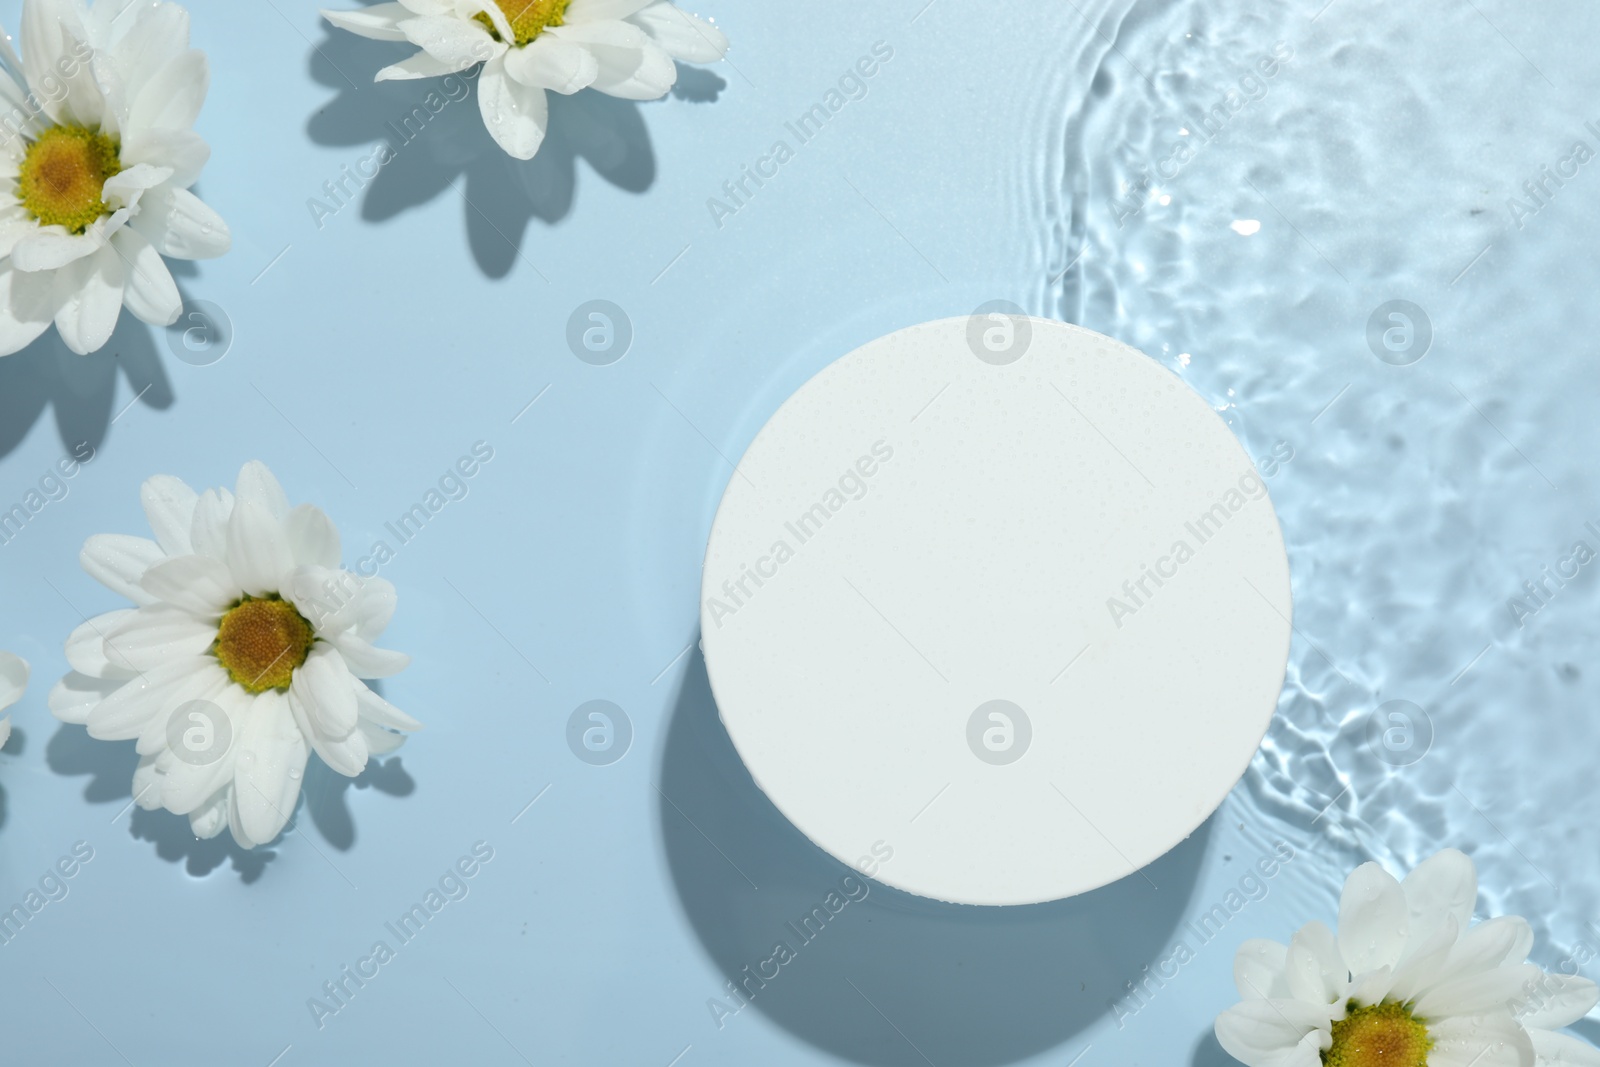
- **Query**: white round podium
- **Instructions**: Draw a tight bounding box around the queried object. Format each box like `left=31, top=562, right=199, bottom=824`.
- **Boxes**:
left=700, top=316, right=1291, bottom=905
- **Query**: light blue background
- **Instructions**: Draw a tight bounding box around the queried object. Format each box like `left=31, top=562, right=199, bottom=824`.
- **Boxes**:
left=3, top=0, right=1600, bottom=1064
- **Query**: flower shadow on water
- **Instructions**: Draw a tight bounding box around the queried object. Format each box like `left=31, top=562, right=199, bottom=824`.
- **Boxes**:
left=0, top=724, right=25, bottom=832
left=659, top=648, right=1213, bottom=1067
left=301, top=752, right=416, bottom=851
left=306, top=29, right=667, bottom=279
left=0, top=310, right=173, bottom=463
left=46, top=721, right=414, bottom=883
left=1191, top=1029, right=1233, bottom=1067
left=671, top=65, right=727, bottom=103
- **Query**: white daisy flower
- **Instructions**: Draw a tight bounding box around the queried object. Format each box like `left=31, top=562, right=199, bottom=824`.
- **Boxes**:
left=1216, top=848, right=1600, bottom=1067
left=0, top=651, right=28, bottom=750
left=50, top=461, right=421, bottom=849
left=321, top=0, right=729, bottom=160
left=0, top=0, right=230, bottom=357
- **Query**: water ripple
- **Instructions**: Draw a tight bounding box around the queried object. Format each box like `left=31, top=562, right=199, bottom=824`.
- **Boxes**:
left=1038, top=0, right=1600, bottom=961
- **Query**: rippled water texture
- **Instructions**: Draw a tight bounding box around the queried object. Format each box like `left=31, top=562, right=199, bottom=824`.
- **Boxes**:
left=1040, top=0, right=1600, bottom=962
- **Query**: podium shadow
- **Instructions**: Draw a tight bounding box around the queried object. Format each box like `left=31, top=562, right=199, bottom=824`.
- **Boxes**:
left=658, top=648, right=1213, bottom=1066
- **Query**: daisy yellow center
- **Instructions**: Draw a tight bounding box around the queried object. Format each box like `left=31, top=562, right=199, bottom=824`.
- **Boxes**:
left=473, top=0, right=572, bottom=46
left=1323, top=1001, right=1432, bottom=1067
left=213, top=596, right=315, bottom=694
left=17, top=125, right=121, bottom=234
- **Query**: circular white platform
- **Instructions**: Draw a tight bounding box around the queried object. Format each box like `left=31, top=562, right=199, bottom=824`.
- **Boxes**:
left=700, top=316, right=1292, bottom=905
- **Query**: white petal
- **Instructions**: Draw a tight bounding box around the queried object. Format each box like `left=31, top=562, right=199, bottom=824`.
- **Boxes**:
left=293, top=684, right=369, bottom=778
left=11, top=227, right=105, bottom=272
left=103, top=163, right=175, bottom=204
left=127, top=49, right=207, bottom=134
left=355, top=682, right=422, bottom=731
left=85, top=656, right=211, bottom=740
left=189, top=487, right=234, bottom=559
left=132, top=752, right=163, bottom=808
left=234, top=461, right=290, bottom=521
left=629, top=1, right=727, bottom=63
left=22, top=0, right=102, bottom=127
left=114, top=229, right=181, bottom=326
left=0, top=205, right=43, bottom=260
left=226, top=498, right=294, bottom=597
left=321, top=3, right=412, bottom=42
left=359, top=718, right=407, bottom=756
left=139, top=554, right=240, bottom=617
left=130, top=185, right=230, bottom=259
left=0, top=86, right=34, bottom=148
left=1519, top=973, right=1600, bottom=1030
left=477, top=57, right=549, bottom=160
left=89, top=0, right=145, bottom=41
left=1415, top=963, right=1544, bottom=1019
left=1337, top=861, right=1409, bottom=976
left=81, top=533, right=165, bottom=605
left=188, top=787, right=229, bottom=838
left=7, top=259, right=63, bottom=319
left=1214, top=1000, right=1331, bottom=1067
left=1452, top=916, right=1536, bottom=977
left=0, top=716, right=10, bottom=750
left=1387, top=914, right=1460, bottom=1004
left=132, top=658, right=228, bottom=758
left=64, top=608, right=137, bottom=676
left=1285, top=921, right=1347, bottom=1006
left=551, top=21, right=675, bottom=99
left=315, top=720, right=370, bottom=777
left=291, top=645, right=358, bottom=739
left=1347, top=964, right=1396, bottom=1007
left=284, top=504, right=341, bottom=569
left=1404, top=848, right=1478, bottom=946
left=1429, top=1013, right=1536, bottom=1067
left=160, top=685, right=244, bottom=814
left=327, top=632, right=410, bottom=678
left=1235, top=939, right=1291, bottom=1000
left=103, top=605, right=215, bottom=673
left=284, top=565, right=361, bottom=633
left=0, top=651, right=28, bottom=712
left=503, top=34, right=598, bottom=93
left=351, top=577, right=398, bottom=640
left=85, top=54, right=124, bottom=137
left=48, top=671, right=122, bottom=725
left=398, top=14, right=494, bottom=66
left=231, top=688, right=308, bottom=847
left=470, top=0, right=514, bottom=41
left=140, top=474, right=198, bottom=555
left=0, top=263, right=55, bottom=356
left=1530, top=1030, right=1600, bottom=1067
left=376, top=50, right=472, bottom=80
left=226, top=783, right=251, bottom=847
left=107, top=2, right=190, bottom=91
left=568, top=0, right=655, bottom=18
left=53, top=245, right=126, bottom=356
left=121, top=128, right=210, bottom=188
